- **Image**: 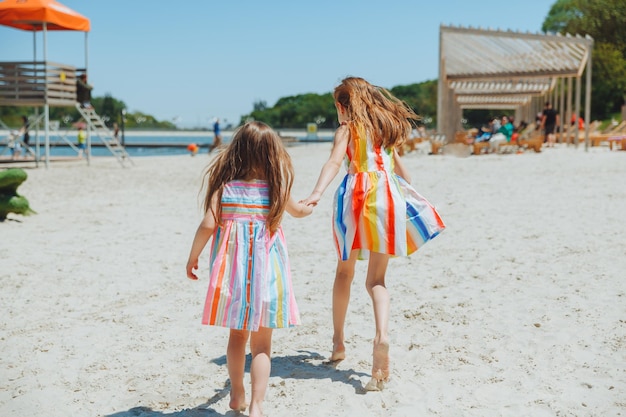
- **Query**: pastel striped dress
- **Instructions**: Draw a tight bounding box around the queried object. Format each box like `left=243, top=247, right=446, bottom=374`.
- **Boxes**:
left=333, top=122, right=445, bottom=260
left=202, top=180, right=300, bottom=331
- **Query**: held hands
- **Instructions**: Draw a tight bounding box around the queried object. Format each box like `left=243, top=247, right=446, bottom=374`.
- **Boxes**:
left=298, top=201, right=314, bottom=216
left=300, top=191, right=323, bottom=207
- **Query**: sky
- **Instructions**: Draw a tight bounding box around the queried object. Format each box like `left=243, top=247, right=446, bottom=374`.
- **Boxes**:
left=0, top=0, right=555, bottom=129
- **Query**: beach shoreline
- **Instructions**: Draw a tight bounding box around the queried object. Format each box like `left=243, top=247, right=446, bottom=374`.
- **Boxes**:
left=0, top=128, right=337, bottom=137
left=1, top=144, right=624, bottom=417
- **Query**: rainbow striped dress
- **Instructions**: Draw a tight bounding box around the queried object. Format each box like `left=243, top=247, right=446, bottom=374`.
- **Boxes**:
left=333, top=122, right=445, bottom=260
left=202, top=180, right=300, bottom=331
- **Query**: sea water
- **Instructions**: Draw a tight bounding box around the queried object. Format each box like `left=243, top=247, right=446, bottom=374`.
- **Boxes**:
left=19, top=129, right=334, bottom=158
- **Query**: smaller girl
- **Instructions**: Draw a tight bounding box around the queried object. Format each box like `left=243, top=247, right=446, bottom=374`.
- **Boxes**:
left=186, top=121, right=312, bottom=417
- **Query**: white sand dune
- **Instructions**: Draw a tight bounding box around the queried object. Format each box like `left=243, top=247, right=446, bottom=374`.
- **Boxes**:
left=1, top=143, right=624, bottom=417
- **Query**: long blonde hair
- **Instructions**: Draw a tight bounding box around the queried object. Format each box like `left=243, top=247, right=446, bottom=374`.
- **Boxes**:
left=201, top=121, right=294, bottom=233
left=334, top=76, right=419, bottom=148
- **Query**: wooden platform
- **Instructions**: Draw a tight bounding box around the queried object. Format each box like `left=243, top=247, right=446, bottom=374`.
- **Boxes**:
left=0, top=61, right=79, bottom=107
left=0, top=155, right=83, bottom=166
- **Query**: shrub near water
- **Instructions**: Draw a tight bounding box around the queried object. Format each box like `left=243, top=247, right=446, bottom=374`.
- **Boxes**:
left=0, top=168, right=36, bottom=221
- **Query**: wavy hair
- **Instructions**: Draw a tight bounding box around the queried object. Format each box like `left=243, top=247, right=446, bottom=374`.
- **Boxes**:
left=201, top=121, right=294, bottom=233
left=334, top=76, right=419, bottom=148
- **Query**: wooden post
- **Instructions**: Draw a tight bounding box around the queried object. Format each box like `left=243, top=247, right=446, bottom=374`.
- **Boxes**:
left=575, top=74, right=581, bottom=147
left=566, top=77, right=573, bottom=145
left=437, top=27, right=446, bottom=138
left=559, top=78, right=565, bottom=143
left=43, top=23, right=50, bottom=169
left=584, top=43, right=592, bottom=151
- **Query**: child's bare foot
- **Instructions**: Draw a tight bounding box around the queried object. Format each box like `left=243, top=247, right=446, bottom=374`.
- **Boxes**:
left=249, top=401, right=263, bottom=417
left=364, top=341, right=389, bottom=391
left=329, top=342, right=346, bottom=362
left=229, top=389, right=247, bottom=412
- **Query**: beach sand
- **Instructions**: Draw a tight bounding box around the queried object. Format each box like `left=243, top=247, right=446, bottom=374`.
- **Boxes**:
left=1, top=143, right=625, bottom=417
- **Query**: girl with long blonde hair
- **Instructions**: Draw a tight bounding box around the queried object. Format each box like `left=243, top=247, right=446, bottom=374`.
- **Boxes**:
left=302, top=77, right=445, bottom=391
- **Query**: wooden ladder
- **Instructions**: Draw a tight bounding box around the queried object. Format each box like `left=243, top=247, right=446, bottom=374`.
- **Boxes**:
left=75, top=104, right=134, bottom=167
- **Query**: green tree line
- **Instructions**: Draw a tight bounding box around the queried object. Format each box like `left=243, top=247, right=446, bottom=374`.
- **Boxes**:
left=239, top=80, right=439, bottom=129
left=0, top=94, right=175, bottom=130
left=542, top=0, right=626, bottom=119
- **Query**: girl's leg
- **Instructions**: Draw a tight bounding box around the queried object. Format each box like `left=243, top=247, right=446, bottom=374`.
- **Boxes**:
left=227, top=329, right=250, bottom=411
left=364, top=252, right=391, bottom=387
left=331, top=250, right=359, bottom=361
left=249, top=327, right=273, bottom=417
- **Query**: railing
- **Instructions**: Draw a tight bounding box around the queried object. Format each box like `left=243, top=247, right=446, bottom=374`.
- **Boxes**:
left=0, top=61, right=79, bottom=107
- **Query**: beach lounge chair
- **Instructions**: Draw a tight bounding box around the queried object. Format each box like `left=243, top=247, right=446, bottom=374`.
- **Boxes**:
left=607, top=135, right=626, bottom=150
left=512, top=124, right=541, bottom=153
left=590, top=121, right=626, bottom=147
left=472, top=141, right=490, bottom=155
left=454, top=131, right=471, bottom=144
left=429, top=134, right=447, bottom=155
left=518, top=131, right=543, bottom=152
left=564, top=120, right=600, bottom=145
left=399, top=135, right=424, bottom=155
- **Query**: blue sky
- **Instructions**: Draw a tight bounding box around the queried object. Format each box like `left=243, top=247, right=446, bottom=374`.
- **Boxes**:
left=0, top=0, right=554, bottom=128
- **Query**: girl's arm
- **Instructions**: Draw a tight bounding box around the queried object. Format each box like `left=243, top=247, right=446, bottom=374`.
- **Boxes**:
left=285, top=196, right=313, bottom=218
left=301, top=125, right=350, bottom=206
left=393, top=147, right=412, bottom=184
left=186, top=196, right=218, bottom=280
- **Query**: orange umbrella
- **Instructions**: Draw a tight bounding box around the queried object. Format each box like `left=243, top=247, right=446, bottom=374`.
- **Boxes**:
left=0, top=0, right=89, bottom=31
left=0, top=0, right=90, bottom=168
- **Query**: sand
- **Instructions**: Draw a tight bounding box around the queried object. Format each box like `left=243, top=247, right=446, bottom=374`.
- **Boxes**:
left=1, top=143, right=625, bottom=417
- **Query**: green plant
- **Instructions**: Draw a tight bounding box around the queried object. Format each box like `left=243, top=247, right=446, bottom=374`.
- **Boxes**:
left=0, top=168, right=36, bottom=220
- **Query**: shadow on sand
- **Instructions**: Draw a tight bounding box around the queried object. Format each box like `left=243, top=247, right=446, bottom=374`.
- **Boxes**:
left=105, top=350, right=369, bottom=417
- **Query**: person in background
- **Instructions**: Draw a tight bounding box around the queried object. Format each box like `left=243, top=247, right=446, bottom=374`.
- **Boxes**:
left=208, top=118, right=222, bottom=153
left=76, top=74, right=93, bottom=108
left=474, top=123, right=493, bottom=143
left=112, top=123, right=120, bottom=143
left=516, top=120, right=529, bottom=132
left=540, top=102, right=560, bottom=147
left=8, top=131, right=21, bottom=160
left=511, top=120, right=529, bottom=145
left=17, top=115, right=35, bottom=157
left=535, top=111, right=543, bottom=127
left=571, top=114, right=584, bottom=130
left=489, top=116, right=514, bottom=153
left=491, top=116, right=502, bottom=135
left=77, top=126, right=87, bottom=157
left=20, top=116, right=30, bottom=148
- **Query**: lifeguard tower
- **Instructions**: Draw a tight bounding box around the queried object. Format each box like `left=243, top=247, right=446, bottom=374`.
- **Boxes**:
left=0, top=0, right=131, bottom=167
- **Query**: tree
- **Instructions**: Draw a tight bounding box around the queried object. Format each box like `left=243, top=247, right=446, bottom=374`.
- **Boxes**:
left=253, top=100, right=267, bottom=112
left=591, top=43, right=626, bottom=117
left=241, top=93, right=336, bottom=129
left=240, top=80, right=440, bottom=129
left=543, top=0, right=626, bottom=119
left=0, top=93, right=175, bottom=130
left=542, top=0, right=584, bottom=34
left=100, top=94, right=117, bottom=125
left=390, top=80, right=438, bottom=126
left=543, top=0, right=626, bottom=55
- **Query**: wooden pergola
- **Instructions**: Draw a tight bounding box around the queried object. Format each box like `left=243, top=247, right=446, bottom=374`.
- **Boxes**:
left=437, top=25, right=594, bottom=149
